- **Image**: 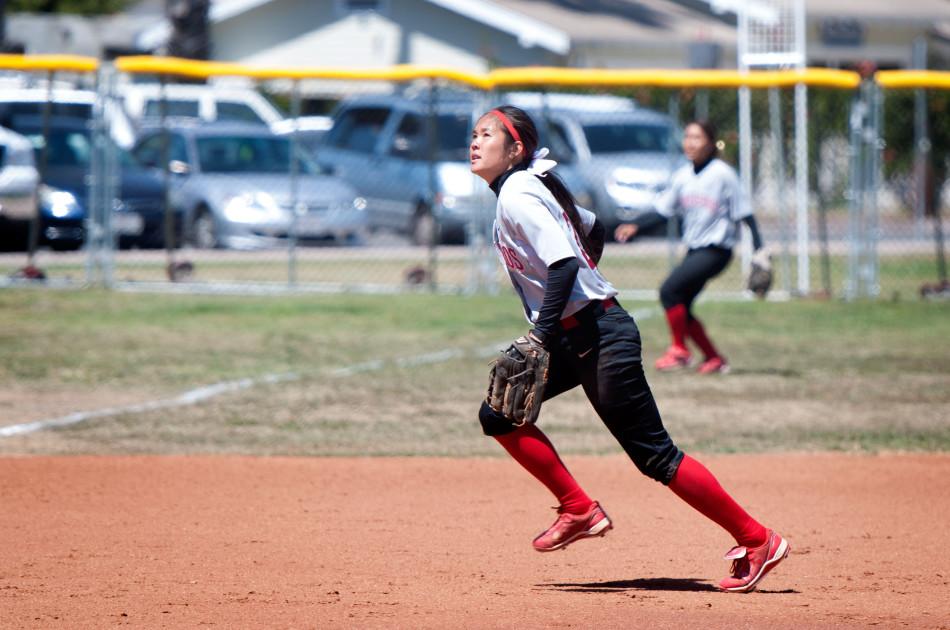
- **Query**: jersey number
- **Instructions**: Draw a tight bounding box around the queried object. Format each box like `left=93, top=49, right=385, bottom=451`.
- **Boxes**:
left=498, top=244, right=525, bottom=271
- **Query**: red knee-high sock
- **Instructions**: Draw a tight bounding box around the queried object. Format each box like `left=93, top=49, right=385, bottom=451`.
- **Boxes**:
left=686, top=317, right=720, bottom=360
left=668, top=454, right=768, bottom=548
left=664, top=304, right=689, bottom=351
left=494, top=424, right=593, bottom=515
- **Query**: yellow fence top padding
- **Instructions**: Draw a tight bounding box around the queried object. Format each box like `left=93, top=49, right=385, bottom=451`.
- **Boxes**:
left=114, top=56, right=491, bottom=88
left=28, top=54, right=950, bottom=91
left=875, top=70, right=950, bottom=90
left=486, top=67, right=861, bottom=89
left=0, top=54, right=98, bottom=73
left=114, top=56, right=861, bottom=89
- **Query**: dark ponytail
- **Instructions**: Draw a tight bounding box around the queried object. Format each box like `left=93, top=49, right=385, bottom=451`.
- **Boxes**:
left=491, top=105, right=596, bottom=262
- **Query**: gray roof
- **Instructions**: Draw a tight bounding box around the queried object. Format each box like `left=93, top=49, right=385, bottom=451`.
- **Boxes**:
left=491, top=0, right=737, bottom=46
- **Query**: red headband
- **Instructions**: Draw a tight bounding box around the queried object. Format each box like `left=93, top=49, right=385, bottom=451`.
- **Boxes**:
left=490, top=109, right=522, bottom=144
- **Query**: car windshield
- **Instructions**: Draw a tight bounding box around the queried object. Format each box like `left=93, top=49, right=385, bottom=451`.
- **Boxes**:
left=196, top=135, right=317, bottom=174
left=143, top=99, right=200, bottom=119
left=434, top=113, right=471, bottom=162
left=582, top=123, right=670, bottom=154
left=24, top=128, right=136, bottom=167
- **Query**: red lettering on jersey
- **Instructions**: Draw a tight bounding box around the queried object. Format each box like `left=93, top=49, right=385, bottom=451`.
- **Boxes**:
left=497, top=244, right=525, bottom=271
left=562, top=211, right=596, bottom=269
left=679, top=194, right=719, bottom=213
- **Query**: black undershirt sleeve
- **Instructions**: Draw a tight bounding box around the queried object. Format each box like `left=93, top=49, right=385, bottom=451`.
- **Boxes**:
left=631, top=211, right=668, bottom=234
left=586, top=218, right=605, bottom=264
left=531, top=256, right=579, bottom=346
left=743, top=215, right=764, bottom=251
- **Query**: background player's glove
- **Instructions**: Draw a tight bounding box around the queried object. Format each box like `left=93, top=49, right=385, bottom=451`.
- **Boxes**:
left=747, top=248, right=773, bottom=299
left=486, top=334, right=550, bottom=426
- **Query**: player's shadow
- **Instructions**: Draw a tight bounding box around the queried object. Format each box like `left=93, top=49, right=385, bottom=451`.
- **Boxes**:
left=539, top=578, right=799, bottom=594
left=538, top=578, right=718, bottom=593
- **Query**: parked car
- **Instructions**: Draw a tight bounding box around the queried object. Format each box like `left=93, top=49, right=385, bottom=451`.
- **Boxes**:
left=131, top=122, right=366, bottom=249
left=272, top=115, right=334, bottom=155
left=0, top=126, right=40, bottom=250
left=119, top=82, right=286, bottom=133
left=510, top=95, right=685, bottom=238
left=9, top=115, right=178, bottom=250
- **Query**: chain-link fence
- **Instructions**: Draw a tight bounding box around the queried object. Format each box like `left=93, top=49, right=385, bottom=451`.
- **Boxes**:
left=0, top=56, right=946, bottom=301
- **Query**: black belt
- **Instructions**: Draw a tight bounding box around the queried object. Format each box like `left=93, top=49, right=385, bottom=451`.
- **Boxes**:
left=560, top=297, right=618, bottom=330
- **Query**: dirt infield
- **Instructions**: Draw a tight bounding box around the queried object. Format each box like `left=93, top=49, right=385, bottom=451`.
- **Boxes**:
left=1, top=453, right=948, bottom=629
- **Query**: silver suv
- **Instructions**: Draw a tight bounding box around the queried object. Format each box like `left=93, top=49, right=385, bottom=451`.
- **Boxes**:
left=316, top=94, right=479, bottom=244
left=317, top=93, right=594, bottom=245
left=514, top=96, right=684, bottom=237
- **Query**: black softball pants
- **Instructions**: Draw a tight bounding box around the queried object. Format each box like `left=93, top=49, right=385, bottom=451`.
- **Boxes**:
left=659, top=246, right=732, bottom=313
left=479, top=302, right=684, bottom=485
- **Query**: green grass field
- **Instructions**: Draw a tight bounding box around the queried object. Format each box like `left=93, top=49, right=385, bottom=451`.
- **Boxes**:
left=0, top=288, right=947, bottom=456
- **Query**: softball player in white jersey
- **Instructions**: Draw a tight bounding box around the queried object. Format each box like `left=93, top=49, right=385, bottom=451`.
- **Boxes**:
left=470, top=105, right=788, bottom=592
left=616, top=120, right=766, bottom=374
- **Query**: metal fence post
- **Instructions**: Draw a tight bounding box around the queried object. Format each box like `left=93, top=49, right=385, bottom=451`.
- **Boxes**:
left=159, top=74, right=175, bottom=280
left=867, top=80, right=883, bottom=298
left=468, top=88, right=497, bottom=295
left=288, top=79, right=301, bottom=287
left=794, top=81, right=810, bottom=295
left=738, top=84, right=754, bottom=278
left=667, top=93, right=681, bottom=269
left=27, top=70, right=54, bottom=271
left=426, top=78, right=439, bottom=292
left=87, top=64, right=104, bottom=286
left=768, top=86, right=792, bottom=295
left=912, top=37, right=929, bottom=241
left=846, top=89, right=864, bottom=300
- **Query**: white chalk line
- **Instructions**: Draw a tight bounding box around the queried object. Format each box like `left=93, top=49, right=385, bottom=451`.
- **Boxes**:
left=0, top=306, right=658, bottom=438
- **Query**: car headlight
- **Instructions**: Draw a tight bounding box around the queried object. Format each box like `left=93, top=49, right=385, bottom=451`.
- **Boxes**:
left=39, top=185, right=81, bottom=218
left=605, top=168, right=666, bottom=205
left=352, top=196, right=367, bottom=211
left=222, top=192, right=283, bottom=223
left=437, top=163, right=475, bottom=198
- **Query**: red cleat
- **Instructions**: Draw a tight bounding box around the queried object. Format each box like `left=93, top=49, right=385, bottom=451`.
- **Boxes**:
left=532, top=501, right=613, bottom=552
left=719, top=529, right=790, bottom=592
left=655, top=346, right=691, bottom=371
left=697, top=356, right=730, bottom=374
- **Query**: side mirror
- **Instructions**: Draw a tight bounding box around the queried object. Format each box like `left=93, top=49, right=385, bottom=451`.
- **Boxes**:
left=390, top=134, right=414, bottom=157
left=169, top=160, right=190, bottom=175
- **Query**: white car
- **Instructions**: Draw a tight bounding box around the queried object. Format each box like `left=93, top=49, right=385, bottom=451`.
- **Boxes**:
left=0, top=126, right=40, bottom=248
left=0, top=86, right=136, bottom=149
left=118, top=82, right=286, bottom=132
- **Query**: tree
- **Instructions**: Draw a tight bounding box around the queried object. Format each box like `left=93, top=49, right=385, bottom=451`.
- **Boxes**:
left=166, top=0, right=210, bottom=60
left=8, top=0, right=130, bottom=15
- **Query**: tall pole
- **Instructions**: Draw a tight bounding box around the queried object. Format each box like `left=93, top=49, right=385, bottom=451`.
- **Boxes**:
left=793, top=0, right=809, bottom=295
left=737, top=4, right=755, bottom=284
left=769, top=87, right=791, bottom=295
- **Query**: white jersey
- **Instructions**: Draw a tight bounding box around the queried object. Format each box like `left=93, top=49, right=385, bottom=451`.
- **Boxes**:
left=492, top=170, right=617, bottom=324
left=655, top=158, right=751, bottom=250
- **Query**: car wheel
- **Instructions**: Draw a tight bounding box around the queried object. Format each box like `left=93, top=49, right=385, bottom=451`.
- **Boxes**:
left=410, top=204, right=436, bottom=247
left=191, top=207, right=219, bottom=249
